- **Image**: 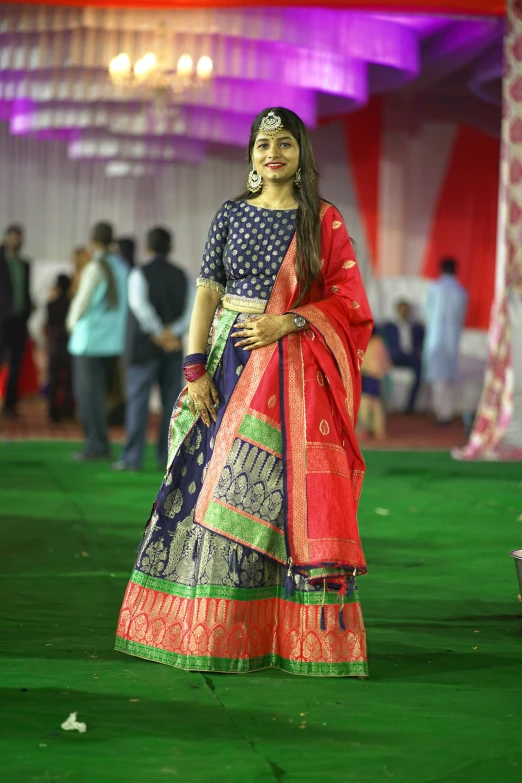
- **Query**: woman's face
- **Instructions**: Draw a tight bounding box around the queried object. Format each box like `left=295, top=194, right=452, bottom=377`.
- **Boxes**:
left=251, top=128, right=300, bottom=186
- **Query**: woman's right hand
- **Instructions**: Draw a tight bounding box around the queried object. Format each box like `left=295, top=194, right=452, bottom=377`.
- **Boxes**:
left=188, top=373, right=220, bottom=426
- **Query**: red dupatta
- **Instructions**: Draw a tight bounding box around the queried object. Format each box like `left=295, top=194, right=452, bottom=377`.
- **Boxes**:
left=195, top=201, right=374, bottom=579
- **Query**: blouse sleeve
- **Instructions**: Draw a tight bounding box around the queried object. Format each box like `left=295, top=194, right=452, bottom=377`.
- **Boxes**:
left=196, top=202, right=229, bottom=297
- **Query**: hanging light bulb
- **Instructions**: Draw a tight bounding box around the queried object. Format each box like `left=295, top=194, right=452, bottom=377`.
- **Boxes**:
left=109, top=53, right=131, bottom=84
left=141, top=52, right=157, bottom=73
left=196, top=56, right=213, bottom=81
left=177, top=54, right=194, bottom=79
left=134, top=52, right=157, bottom=81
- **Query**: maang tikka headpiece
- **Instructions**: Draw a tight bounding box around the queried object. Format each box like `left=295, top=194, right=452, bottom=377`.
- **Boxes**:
left=259, top=111, right=283, bottom=135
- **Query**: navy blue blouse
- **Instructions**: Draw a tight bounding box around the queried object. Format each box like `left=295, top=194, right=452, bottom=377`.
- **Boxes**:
left=197, top=200, right=296, bottom=306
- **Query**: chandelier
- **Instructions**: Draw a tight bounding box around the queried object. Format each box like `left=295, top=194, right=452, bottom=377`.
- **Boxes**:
left=108, top=25, right=213, bottom=102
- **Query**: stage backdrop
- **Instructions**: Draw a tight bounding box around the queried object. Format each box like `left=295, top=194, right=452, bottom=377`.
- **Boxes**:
left=343, top=96, right=500, bottom=329
left=0, top=94, right=499, bottom=330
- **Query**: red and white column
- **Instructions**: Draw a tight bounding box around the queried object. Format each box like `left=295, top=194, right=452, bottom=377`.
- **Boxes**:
left=455, top=0, right=522, bottom=461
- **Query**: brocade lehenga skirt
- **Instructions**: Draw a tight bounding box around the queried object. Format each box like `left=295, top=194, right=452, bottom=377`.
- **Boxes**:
left=116, top=310, right=368, bottom=677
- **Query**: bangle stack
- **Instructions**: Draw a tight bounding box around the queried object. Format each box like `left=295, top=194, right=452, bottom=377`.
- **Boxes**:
left=183, top=353, right=207, bottom=383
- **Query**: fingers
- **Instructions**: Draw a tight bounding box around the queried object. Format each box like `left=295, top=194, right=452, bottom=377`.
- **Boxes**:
left=188, top=389, right=219, bottom=425
left=243, top=341, right=265, bottom=351
left=190, top=398, right=212, bottom=426
left=232, top=327, right=255, bottom=341
left=210, top=382, right=220, bottom=406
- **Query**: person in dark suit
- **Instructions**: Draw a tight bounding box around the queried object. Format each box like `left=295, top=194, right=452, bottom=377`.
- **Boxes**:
left=46, top=274, right=74, bottom=423
left=0, top=224, right=33, bottom=418
left=383, top=300, right=425, bottom=413
left=114, top=226, right=195, bottom=471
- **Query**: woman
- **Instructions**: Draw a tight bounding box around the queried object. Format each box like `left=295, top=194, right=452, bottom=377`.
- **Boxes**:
left=116, top=108, right=374, bottom=677
left=70, top=246, right=90, bottom=297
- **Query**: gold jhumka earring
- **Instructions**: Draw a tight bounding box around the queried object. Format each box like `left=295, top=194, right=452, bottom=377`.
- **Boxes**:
left=294, top=167, right=302, bottom=187
left=247, top=168, right=262, bottom=193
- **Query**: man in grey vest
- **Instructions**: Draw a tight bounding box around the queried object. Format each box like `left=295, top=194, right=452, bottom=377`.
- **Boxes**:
left=114, top=227, right=195, bottom=471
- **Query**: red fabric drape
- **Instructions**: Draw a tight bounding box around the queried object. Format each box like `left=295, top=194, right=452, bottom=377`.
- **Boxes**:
left=2, top=0, right=506, bottom=12
left=422, top=125, right=500, bottom=330
left=344, top=97, right=382, bottom=273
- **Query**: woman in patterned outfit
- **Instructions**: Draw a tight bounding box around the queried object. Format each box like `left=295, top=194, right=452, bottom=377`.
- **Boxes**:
left=116, top=107, right=374, bottom=677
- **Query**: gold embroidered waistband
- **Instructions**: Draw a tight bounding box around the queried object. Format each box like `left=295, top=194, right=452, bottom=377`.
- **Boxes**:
left=221, top=294, right=267, bottom=314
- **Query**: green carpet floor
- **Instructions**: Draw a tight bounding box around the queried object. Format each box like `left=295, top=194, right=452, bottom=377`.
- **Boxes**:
left=1, top=441, right=521, bottom=783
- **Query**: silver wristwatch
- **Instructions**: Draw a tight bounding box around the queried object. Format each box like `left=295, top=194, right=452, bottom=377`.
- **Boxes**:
left=293, top=314, right=307, bottom=331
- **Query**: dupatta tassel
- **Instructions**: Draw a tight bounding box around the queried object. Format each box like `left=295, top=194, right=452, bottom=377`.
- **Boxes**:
left=338, top=597, right=346, bottom=631
left=320, top=579, right=327, bottom=631
left=346, top=568, right=357, bottom=598
left=284, top=558, right=294, bottom=598
left=229, top=543, right=240, bottom=574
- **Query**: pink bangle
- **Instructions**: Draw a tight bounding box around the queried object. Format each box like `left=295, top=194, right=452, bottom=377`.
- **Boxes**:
left=183, top=364, right=207, bottom=383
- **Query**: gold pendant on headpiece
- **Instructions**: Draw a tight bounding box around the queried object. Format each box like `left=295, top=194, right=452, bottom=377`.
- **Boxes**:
left=259, top=111, right=283, bottom=135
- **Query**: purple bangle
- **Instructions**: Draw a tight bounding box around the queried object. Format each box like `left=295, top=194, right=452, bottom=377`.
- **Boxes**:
left=183, top=352, right=207, bottom=369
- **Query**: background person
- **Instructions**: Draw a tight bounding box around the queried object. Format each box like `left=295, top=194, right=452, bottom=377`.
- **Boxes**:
left=118, top=237, right=136, bottom=268
left=70, top=246, right=90, bottom=297
left=0, top=224, right=33, bottom=418
left=424, top=257, right=468, bottom=425
left=115, top=226, right=195, bottom=471
left=46, top=273, right=73, bottom=423
left=383, top=300, right=425, bottom=414
left=67, top=221, right=129, bottom=460
left=359, top=327, right=392, bottom=440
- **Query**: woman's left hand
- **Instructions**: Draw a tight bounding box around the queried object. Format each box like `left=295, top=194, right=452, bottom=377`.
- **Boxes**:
left=232, top=314, right=294, bottom=351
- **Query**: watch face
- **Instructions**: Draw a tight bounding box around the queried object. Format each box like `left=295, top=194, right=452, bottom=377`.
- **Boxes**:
left=294, top=315, right=306, bottom=330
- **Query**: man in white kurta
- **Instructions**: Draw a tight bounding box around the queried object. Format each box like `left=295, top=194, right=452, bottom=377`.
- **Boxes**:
left=424, top=258, right=468, bottom=424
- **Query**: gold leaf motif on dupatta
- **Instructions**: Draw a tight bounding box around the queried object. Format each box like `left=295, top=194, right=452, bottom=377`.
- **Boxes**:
left=197, top=452, right=204, bottom=465
left=185, top=426, right=202, bottom=455
left=188, top=481, right=197, bottom=494
left=181, top=465, right=187, bottom=476
left=351, top=301, right=360, bottom=309
left=330, top=285, right=339, bottom=293
left=165, top=472, right=173, bottom=486
left=268, top=395, right=277, bottom=408
left=319, top=420, right=330, bottom=436
left=164, top=488, right=183, bottom=517
left=343, top=260, right=356, bottom=269
left=332, top=221, right=342, bottom=229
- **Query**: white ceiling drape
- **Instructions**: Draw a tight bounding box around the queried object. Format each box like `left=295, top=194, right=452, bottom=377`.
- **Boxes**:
left=0, top=118, right=371, bottom=280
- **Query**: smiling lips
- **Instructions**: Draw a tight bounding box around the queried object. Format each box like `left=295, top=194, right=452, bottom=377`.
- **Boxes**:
left=265, top=162, right=285, bottom=169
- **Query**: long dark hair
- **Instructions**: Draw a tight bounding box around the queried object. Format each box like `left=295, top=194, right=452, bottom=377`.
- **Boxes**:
left=236, top=107, right=321, bottom=306
left=91, top=221, right=118, bottom=310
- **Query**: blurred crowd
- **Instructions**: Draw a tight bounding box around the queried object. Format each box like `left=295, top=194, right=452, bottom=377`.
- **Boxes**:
left=359, top=258, right=468, bottom=440
left=0, top=221, right=194, bottom=470
left=0, top=222, right=468, bottom=457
